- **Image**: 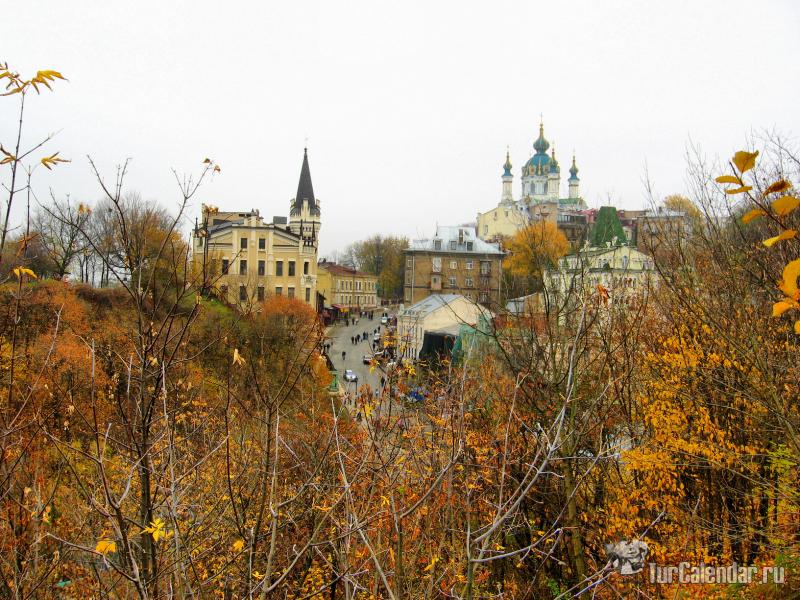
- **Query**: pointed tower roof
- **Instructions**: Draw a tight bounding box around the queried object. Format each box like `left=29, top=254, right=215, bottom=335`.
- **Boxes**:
left=569, top=153, right=579, bottom=181
left=503, top=150, right=512, bottom=177
left=291, top=148, right=319, bottom=217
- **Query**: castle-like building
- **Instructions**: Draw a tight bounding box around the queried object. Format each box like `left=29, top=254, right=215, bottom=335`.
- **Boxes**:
left=192, top=148, right=321, bottom=307
left=477, top=121, right=587, bottom=243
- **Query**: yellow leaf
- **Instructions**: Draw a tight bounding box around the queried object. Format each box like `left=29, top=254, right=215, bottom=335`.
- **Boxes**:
left=725, top=186, right=752, bottom=195
left=12, top=266, right=37, bottom=280
left=232, top=539, right=245, bottom=552
left=772, top=300, right=797, bottom=317
left=771, top=196, right=800, bottom=217
left=779, top=259, right=800, bottom=297
left=424, top=556, right=439, bottom=572
left=715, top=175, right=742, bottom=185
left=733, top=150, right=759, bottom=174
left=364, top=403, right=374, bottom=418
left=795, top=320, right=800, bottom=335
left=763, top=230, right=797, bottom=247
left=741, top=208, right=766, bottom=224
left=95, top=539, right=117, bottom=554
left=380, top=495, right=390, bottom=508
left=252, top=571, right=264, bottom=580
left=142, top=518, right=168, bottom=542
left=232, top=348, right=245, bottom=366
left=765, top=179, right=791, bottom=195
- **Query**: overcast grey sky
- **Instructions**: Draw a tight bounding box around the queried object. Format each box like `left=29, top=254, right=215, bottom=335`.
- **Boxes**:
left=4, top=0, right=799, bottom=255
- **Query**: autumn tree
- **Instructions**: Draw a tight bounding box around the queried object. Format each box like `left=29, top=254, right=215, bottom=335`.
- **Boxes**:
left=503, top=220, right=568, bottom=296
left=346, top=234, right=409, bottom=300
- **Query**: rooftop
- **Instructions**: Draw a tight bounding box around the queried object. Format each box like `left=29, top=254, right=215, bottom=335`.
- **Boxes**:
left=318, top=261, right=374, bottom=279
left=409, top=225, right=504, bottom=255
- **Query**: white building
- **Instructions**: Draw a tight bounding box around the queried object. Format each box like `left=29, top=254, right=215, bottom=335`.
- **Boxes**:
left=397, top=294, right=492, bottom=360
left=546, top=245, right=656, bottom=300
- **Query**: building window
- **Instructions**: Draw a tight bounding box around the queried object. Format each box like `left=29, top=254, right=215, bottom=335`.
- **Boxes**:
left=288, top=261, right=296, bottom=276
left=276, top=261, right=283, bottom=276
left=449, top=240, right=457, bottom=250
left=288, top=286, right=295, bottom=298
left=221, top=259, right=229, bottom=275
left=448, top=276, right=456, bottom=287
left=275, top=286, right=283, bottom=296
left=406, top=257, right=412, bottom=268
left=239, top=285, right=247, bottom=301
left=257, top=287, right=265, bottom=301
left=483, top=225, right=488, bottom=235
left=258, top=238, right=265, bottom=250
left=432, top=257, right=442, bottom=273
left=240, top=238, right=247, bottom=249
left=305, top=287, right=311, bottom=302
left=220, top=284, right=228, bottom=295
left=480, top=261, right=491, bottom=275
left=466, top=242, right=474, bottom=251
left=479, top=292, right=488, bottom=303
left=434, top=240, right=442, bottom=251
left=465, top=260, right=473, bottom=270
left=258, top=260, right=265, bottom=276
left=449, top=260, right=457, bottom=269
left=239, top=259, right=247, bottom=275
left=465, top=277, right=473, bottom=287
left=304, top=261, right=309, bottom=275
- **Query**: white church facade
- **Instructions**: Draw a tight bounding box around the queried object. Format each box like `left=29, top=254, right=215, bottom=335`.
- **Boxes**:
left=477, top=121, right=586, bottom=242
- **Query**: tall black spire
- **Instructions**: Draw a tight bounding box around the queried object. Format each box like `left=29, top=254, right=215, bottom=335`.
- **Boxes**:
left=291, top=148, right=319, bottom=217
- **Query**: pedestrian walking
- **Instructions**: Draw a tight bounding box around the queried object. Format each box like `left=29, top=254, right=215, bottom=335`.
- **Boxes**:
left=342, top=351, right=346, bottom=361
left=380, top=376, right=385, bottom=388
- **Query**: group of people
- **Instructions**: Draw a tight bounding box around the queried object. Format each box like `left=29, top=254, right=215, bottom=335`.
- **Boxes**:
left=350, top=326, right=381, bottom=346
left=343, top=310, right=375, bottom=327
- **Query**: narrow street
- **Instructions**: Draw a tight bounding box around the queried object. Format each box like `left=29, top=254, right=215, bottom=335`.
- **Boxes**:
left=326, top=315, right=387, bottom=397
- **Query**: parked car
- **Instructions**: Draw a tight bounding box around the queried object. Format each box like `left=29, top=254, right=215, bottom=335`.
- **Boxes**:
left=380, top=316, right=388, bottom=325
left=362, top=355, right=372, bottom=365
left=343, top=369, right=357, bottom=382
left=373, top=333, right=381, bottom=342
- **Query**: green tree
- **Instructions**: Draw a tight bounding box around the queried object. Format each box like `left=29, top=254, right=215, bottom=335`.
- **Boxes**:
left=589, top=206, right=627, bottom=247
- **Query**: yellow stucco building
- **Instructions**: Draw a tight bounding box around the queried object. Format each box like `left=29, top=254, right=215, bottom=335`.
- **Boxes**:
left=192, top=149, right=322, bottom=307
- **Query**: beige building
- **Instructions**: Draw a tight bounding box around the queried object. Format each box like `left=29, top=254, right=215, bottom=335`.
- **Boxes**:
left=397, top=294, right=491, bottom=360
left=404, top=225, right=504, bottom=307
left=546, top=245, right=656, bottom=300
left=317, top=261, right=378, bottom=311
left=192, top=149, right=322, bottom=307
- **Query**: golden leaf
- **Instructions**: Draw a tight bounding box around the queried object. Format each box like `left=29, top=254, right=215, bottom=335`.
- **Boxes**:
left=779, top=259, right=800, bottom=297
left=364, top=403, right=374, bottom=418
left=95, top=539, right=117, bottom=554
left=772, top=300, right=797, bottom=317
left=142, top=518, right=168, bottom=542
left=232, top=348, right=245, bottom=366
left=424, top=556, right=439, bottom=572
left=763, top=230, right=797, bottom=247
left=40, top=152, right=70, bottom=170
left=12, top=266, right=37, bottom=280
left=795, top=320, right=800, bottom=335
left=725, top=186, right=752, bottom=195
left=732, top=150, right=759, bottom=174
left=764, top=179, right=791, bottom=195
left=741, top=208, right=766, bottom=224
left=232, top=539, right=245, bottom=552
left=715, top=175, right=742, bottom=185
left=771, top=196, right=800, bottom=217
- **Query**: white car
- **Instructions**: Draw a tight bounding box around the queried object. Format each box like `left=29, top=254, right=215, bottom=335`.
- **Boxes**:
left=380, top=316, right=388, bottom=325
left=343, top=369, right=357, bottom=382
